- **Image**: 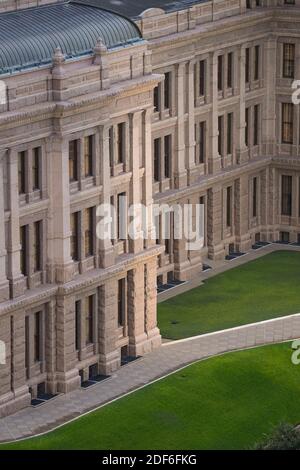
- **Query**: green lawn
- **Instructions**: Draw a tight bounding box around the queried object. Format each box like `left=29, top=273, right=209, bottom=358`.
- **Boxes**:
left=1, top=342, right=300, bottom=450
left=158, top=251, right=300, bottom=340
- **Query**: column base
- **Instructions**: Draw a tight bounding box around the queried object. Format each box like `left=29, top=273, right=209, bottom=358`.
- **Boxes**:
left=129, top=328, right=162, bottom=356
left=173, top=170, right=187, bottom=189
left=56, top=368, right=81, bottom=394
left=0, top=386, right=31, bottom=418
left=0, top=279, right=9, bottom=302
left=208, top=242, right=226, bottom=261
left=99, top=350, right=121, bottom=375
left=9, top=274, right=26, bottom=298
left=235, top=234, right=252, bottom=253
left=208, top=156, right=221, bottom=174
left=236, top=148, right=249, bottom=165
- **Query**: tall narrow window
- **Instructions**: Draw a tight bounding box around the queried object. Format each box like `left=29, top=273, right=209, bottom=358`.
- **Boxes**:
left=283, top=43, right=295, bottom=79
left=245, top=107, right=249, bottom=147
left=253, top=177, right=258, bottom=218
left=153, top=86, right=159, bottom=112
left=245, top=48, right=250, bottom=84
left=109, top=126, right=114, bottom=170
left=282, top=103, right=294, bottom=144
left=18, top=151, right=26, bottom=194
left=164, top=135, right=171, bottom=179
left=118, top=278, right=125, bottom=327
left=70, top=212, right=79, bottom=261
left=84, top=207, right=94, bottom=257
left=20, top=225, right=27, bottom=276
left=33, top=221, right=41, bottom=272
left=218, top=116, right=224, bottom=156
left=75, top=301, right=81, bottom=351
left=281, top=175, right=293, bottom=216
left=164, top=72, right=171, bottom=109
left=199, top=60, right=205, bottom=96
left=85, top=296, right=94, bottom=345
left=34, top=312, right=41, bottom=362
left=69, top=140, right=78, bottom=182
left=117, top=193, right=126, bottom=241
left=227, top=52, right=233, bottom=88
left=227, top=113, right=233, bottom=155
left=218, top=55, right=223, bottom=91
left=254, top=105, right=259, bottom=146
left=32, top=147, right=41, bottom=191
left=254, top=45, right=260, bottom=81
left=226, top=187, right=232, bottom=228
left=199, top=121, right=205, bottom=164
left=25, top=316, right=29, bottom=375
left=153, top=138, right=160, bottom=182
left=117, top=123, right=125, bottom=164
left=84, top=135, right=93, bottom=177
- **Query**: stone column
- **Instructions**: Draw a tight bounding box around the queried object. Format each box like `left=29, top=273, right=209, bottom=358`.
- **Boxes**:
left=261, top=35, right=277, bottom=156
left=98, top=280, right=120, bottom=374
left=56, top=294, right=80, bottom=393
left=174, top=62, right=187, bottom=188
left=0, top=149, right=9, bottom=301
left=207, top=186, right=225, bottom=260
left=11, top=313, right=30, bottom=406
left=127, top=265, right=148, bottom=356
left=0, top=314, right=12, bottom=414
left=129, top=111, right=144, bottom=253
left=45, top=300, right=57, bottom=394
left=144, top=258, right=161, bottom=350
left=46, top=135, right=74, bottom=284
left=7, top=149, right=26, bottom=298
left=173, top=200, right=190, bottom=281
left=97, top=124, right=115, bottom=268
left=186, top=60, right=197, bottom=184
left=234, top=175, right=252, bottom=252
left=208, top=52, right=222, bottom=174
left=143, top=108, right=156, bottom=248
left=237, top=46, right=249, bottom=164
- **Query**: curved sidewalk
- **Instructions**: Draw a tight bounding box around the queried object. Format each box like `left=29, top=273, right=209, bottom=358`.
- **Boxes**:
left=1, top=312, right=300, bottom=443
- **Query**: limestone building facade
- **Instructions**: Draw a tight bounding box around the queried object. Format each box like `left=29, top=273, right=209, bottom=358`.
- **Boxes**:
left=0, top=0, right=300, bottom=417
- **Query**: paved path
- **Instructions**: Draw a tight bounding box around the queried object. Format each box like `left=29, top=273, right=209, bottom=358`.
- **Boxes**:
left=1, top=310, right=300, bottom=443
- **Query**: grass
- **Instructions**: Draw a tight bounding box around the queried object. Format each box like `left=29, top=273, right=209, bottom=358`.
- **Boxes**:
left=1, top=342, right=300, bottom=450
left=158, top=251, right=300, bottom=339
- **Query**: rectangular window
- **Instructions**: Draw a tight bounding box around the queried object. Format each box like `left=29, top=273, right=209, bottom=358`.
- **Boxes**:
left=75, top=301, right=81, bottom=351
left=218, top=55, right=223, bottom=92
left=227, top=113, right=233, bottom=155
left=25, top=316, right=29, bottom=375
left=218, top=116, right=224, bottom=156
left=70, top=212, right=79, bottom=261
left=69, top=140, right=78, bottom=182
left=117, top=123, right=125, bottom=164
left=254, top=105, right=259, bottom=146
left=153, top=138, right=160, bottom=182
left=32, top=147, right=41, bottom=191
left=84, top=135, right=93, bottom=177
left=34, top=312, right=41, bottom=362
left=253, top=177, right=258, bottom=218
left=84, top=207, right=94, bottom=257
left=20, top=225, right=27, bottom=276
left=199, top=60, right=205, bottom=96
left=245, top=48, right=250, bottom=84
left=164, top=135, right=171, bottom=179
left=109, top=126, right=114, bottom=169
left=283, top=43, right=295, bottom=79
left=226, top=187, right=232, bottom=228
left=33, top=221, right=41, bottom=272
left=18, top=151, right=26, bottom=194
left=227, top=52, right=233, bottom=88
left=284, top=0, right=295, bottom=4
left=254, top=45, right=260, bottom=81
left=199, top=121, right=205, bottom=164
left=281, top=175, right=293, bottom=216
left=85, top=295, right=94, bottom=345
left=118, top=278, right=125, bottom=327
left=164, top=72, right=171, bottom=109
left=282, top=103, right=294, bottom=144
left=154, top=86, right=159, bottom=112
left=117, top=193, right=126, bottom=241
left=245, top=107, right=249, bottom=147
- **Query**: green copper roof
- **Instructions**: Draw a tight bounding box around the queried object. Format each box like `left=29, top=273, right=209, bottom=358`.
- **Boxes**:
left=0, top=1, right=142, bottom=75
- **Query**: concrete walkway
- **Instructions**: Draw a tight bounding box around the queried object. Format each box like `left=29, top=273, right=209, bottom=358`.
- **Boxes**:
left=1, top=311, right=300, bottom=443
